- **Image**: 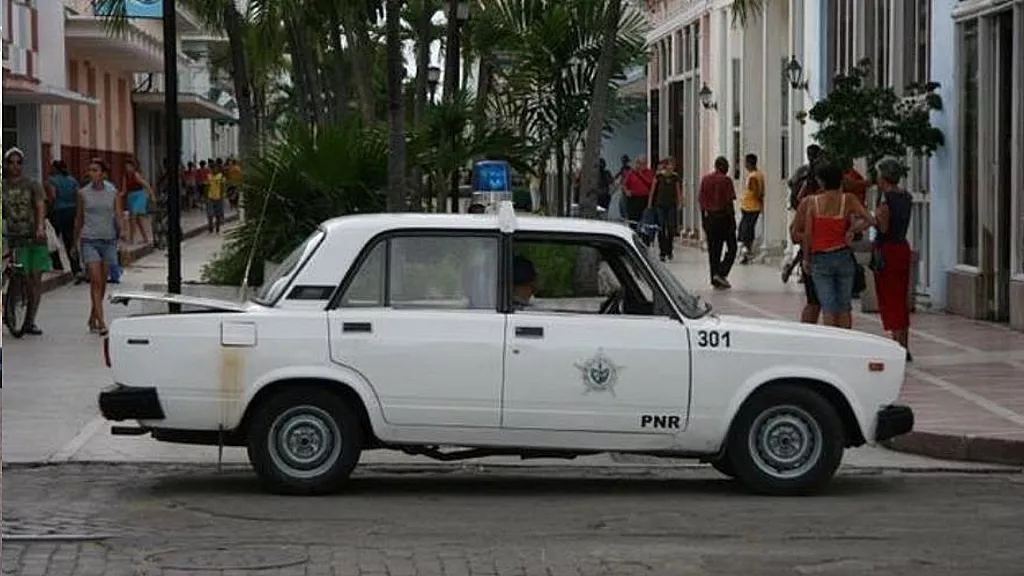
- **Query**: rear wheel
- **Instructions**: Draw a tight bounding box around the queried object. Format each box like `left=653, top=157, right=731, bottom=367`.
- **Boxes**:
left=3, top=271, right=29, bottom=338
left=247, top=386, right=364, bottom=495
left=727, top=384, right=844, bottom=496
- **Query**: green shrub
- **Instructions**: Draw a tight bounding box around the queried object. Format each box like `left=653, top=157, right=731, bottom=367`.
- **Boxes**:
left=516, top=242, right=579, bottom=298
left=202, top=120, right=388, bottom=286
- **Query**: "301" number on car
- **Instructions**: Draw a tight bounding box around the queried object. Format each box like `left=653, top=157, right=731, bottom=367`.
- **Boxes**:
left=696, top=330, right=731, bottom=348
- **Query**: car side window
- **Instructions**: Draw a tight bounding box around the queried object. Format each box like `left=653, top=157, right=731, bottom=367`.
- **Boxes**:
left=389, top=235, right=499, bottom=310
left=339, top=241, right=386, bottom=307
left=511, top=236, right=670, bottom=318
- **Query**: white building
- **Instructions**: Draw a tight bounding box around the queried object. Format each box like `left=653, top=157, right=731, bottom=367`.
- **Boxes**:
left=2, top=0, right=237, bottom=183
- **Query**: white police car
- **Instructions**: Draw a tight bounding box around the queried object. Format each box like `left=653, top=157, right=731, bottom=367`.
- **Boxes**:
left=99, top=202, right=913, bottom=496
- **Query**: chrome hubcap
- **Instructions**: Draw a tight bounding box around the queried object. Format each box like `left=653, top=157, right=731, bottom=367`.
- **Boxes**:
left=268, top=406, right=342, bottom=479
left=748, top=405, right=822, bottom=480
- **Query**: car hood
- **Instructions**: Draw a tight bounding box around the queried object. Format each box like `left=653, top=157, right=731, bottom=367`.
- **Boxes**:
left=710, top=314, right=906, bottom=360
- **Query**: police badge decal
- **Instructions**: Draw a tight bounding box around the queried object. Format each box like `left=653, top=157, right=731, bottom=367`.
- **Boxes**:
left=575, top=349, right=624, bottom=396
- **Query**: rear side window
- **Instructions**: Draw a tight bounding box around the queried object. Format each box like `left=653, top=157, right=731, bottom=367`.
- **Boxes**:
left=338, top=233, right=499, bottom=311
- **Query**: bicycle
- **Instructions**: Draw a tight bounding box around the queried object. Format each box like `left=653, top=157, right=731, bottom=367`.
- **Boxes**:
left=2, top=238, right=31, bottom=338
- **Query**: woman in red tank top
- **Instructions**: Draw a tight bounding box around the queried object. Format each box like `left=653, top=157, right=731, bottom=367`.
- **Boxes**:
left=801, top=162, right=874, bottom=329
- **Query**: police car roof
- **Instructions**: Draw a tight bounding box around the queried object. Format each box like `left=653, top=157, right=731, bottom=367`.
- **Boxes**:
left=320, top=211, right=635, bottom=240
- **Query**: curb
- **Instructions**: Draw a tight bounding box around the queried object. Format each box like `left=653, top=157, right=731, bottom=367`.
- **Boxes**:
left=883, top=431, right=1024, bottom=467
left=39, top=212, right=239, bottom=296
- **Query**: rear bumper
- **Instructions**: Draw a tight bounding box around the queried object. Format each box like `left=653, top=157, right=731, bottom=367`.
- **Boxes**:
left=98, top=384, right=166, bottom=421
left=875, top=404, right=914, bottom=442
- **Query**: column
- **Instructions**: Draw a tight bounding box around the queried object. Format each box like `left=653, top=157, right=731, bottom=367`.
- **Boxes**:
left=926, top=0, right=956, bottom=308
left=760, top=0, right=788, bottom=256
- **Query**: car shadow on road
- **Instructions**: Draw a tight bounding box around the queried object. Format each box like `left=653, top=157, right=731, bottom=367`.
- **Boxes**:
left=137, top=467, right=895, bottom=500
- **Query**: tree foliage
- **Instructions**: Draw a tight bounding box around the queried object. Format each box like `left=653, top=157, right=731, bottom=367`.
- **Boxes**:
left=201, top=120, right=388, bottom=286
left=801, top=58, right=945, bottom=178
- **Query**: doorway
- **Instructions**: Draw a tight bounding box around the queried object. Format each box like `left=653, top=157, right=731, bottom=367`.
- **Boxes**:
left=989, top=10, right=1013, bottom=321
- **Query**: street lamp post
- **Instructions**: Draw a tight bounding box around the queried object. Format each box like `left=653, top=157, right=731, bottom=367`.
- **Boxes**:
left=162, top=0, right=182, bottom=304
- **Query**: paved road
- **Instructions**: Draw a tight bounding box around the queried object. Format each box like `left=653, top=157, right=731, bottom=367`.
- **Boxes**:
left=2, top=463, right=1022, bottom=575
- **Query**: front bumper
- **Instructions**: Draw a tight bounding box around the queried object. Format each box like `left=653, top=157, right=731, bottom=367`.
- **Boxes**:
left=98, top=384, right=166, bottom=421
left=875, top=404, right=914, bottom=442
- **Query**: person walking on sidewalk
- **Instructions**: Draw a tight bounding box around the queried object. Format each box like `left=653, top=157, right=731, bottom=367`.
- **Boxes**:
left=2, top=147, right=51, bottom=335
left=75, top=158, right=125, bottom=336
left=206, top=163, right=226, bottom=234
left=798, top=161, right=874, bottom=329
left=122, top=158, right=155, bottom=246
left=699, top=156, right=738, bottom=289
left=783, top=144, right=824, bottom=282
left=648, top=158, right=682, bottom=261
left=45, top=160, right=85, bottom=283
left=622, top=156, right=654, bottom=228
left=737, top=153, right=765, bottom=264
left=872, top=157, right=915, bottom=361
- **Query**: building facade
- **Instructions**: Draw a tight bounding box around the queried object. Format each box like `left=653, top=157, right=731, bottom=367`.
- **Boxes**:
left=646, top=0, right=1024, bottom=333
left=2, top=0, right=237, bottom=185
left=943, top=0, right=1023, bottom=329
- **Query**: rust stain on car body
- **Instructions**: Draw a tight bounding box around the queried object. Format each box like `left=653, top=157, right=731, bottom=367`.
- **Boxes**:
left=219, top=347, right=245, bottom=427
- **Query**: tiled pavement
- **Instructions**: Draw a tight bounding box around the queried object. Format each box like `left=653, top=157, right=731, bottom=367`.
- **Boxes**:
left=665, top=244, right=1024, bottom=466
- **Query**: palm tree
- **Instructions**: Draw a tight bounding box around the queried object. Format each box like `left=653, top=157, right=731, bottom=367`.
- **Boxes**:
left=385, top=0, right=409, bottom=211
left=577, top=0, right=623, bottom=220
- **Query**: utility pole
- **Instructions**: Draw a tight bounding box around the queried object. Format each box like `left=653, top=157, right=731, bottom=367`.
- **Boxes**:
left=162, top=0, right=182, bottom=304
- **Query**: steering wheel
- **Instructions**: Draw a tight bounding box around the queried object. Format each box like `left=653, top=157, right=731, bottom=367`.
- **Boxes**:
left=598, top=289, right=623, bottom=315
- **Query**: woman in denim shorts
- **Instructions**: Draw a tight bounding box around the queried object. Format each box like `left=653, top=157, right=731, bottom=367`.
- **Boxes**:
left=75, top=158, right=124, bottom=335
left=800, top=161, right=874, bottom=329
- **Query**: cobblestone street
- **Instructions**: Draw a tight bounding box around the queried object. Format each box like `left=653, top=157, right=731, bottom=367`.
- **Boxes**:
left=2, top=463, right=1023, bottom=575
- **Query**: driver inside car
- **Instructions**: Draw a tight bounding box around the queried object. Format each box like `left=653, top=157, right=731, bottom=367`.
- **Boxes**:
left=511, top=255, right=536, bottom=310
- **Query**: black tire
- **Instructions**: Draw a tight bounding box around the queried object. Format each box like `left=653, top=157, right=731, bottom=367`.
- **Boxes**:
left=727, top=384, right=844, bottom=496
left=246, top=386, right=364, bottom=495
left=3, top=273, right=29, bottom=339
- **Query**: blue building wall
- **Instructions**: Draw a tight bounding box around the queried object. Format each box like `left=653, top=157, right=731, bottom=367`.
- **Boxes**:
left=602, top=113, right=646, bottom=171
left=928, top=0, right=957, bottom=309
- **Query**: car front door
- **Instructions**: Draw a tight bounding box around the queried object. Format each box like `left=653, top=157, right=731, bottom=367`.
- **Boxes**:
left=501, top=233, right=692, bottom=435
left=327, top=231, right=506, bottom=428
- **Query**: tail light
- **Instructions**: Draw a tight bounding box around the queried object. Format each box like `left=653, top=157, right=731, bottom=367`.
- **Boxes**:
left=103, top=337, right=111, bottom=367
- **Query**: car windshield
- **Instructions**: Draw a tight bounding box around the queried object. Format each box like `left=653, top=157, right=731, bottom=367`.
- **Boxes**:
left=252, top=229, right=326, bottom=306
left=634, top=234, right=711, bottom=319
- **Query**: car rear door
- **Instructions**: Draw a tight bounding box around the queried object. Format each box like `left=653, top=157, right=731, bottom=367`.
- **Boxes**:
left=327, top=231, right=506, bottom=428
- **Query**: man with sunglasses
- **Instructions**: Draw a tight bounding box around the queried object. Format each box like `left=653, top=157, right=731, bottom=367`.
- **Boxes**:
left=3, top=147, right=50, bottom=335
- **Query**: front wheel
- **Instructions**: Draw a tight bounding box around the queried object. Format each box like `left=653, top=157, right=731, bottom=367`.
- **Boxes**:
left=727, top=385, right=844, bottom=496
left=247, top=387, right=364, bottom=495
left=3, top=271, right=29, bottom=338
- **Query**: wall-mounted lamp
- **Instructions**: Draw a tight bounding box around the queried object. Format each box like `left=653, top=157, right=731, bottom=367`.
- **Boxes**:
left=699, top=83, right=718, bottom=110
left=447, top=0, right=470, bottom=21
left=784, top=56, right=809, bottom=91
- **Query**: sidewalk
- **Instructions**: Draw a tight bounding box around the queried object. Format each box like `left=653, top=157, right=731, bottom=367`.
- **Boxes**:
left=38, top=207, right=238, bottom=293
left=663, top=243, right=1024, bottom=466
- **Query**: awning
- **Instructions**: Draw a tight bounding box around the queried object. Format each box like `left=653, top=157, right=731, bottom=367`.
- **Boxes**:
left=64, top=16, right=164, bottom=72
left=132, top=92, right=238, bottom=121
left=2, top=79, right=99, bottom=106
